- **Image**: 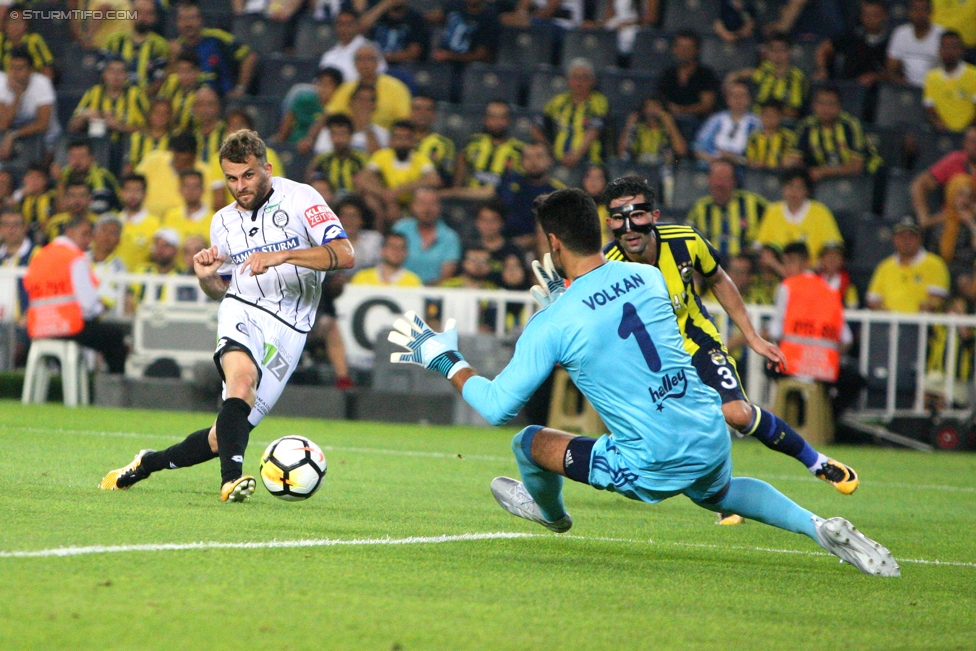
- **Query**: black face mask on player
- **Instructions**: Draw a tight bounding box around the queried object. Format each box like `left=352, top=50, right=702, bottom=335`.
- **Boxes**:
left=609, top=202, right=656, bottom=239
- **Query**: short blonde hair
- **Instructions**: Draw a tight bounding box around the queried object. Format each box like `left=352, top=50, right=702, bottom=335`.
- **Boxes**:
left=219, top=129, right=267, bottom=166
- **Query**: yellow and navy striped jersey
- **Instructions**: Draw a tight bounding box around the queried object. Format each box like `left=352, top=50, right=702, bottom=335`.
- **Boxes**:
left=74, top=84, right=149, bottom=135
left=927, top=325, right=975, bottom=386
left=418, top=131, right=456, bottom=182
left=126, top=131, right=170, bottom=168
left=158, top=75, right=198, bottom=132
left=194, top=122, right=227, bottom=165
left=791, top=112, right=883, bottom=173
left=462, top=133, right=524, bottom=187
left=542, top=91, right=609, bottom=164
left=745, top=127, right=796, bottom=169
left=18, top=189, right=56, bottom=228
left=44, top=211, right=99, bottom=242
left=102, top=30, right=170, bottom=89
left=687, top=189, right=767, bottom=260
left=0, top=32, right=53, bottom=72
left=628, top=121, right=671, bottom=163
left=750, top=61, right=808, bottom=113
left=310, top=150, right=369, bottom=192
left=60, top=164, right=121, bottom=199
left=603, top=223, right=726, bottom=357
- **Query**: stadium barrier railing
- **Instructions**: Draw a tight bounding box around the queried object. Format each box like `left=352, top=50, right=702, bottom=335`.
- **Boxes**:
left=2, top=268, right=973, bottom=421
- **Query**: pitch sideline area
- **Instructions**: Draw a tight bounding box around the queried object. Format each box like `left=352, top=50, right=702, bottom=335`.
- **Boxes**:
left=1, top=402, right=974, bottom=650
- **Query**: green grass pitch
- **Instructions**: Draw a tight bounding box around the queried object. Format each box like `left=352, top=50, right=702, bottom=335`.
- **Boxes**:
left=1, top=401, right=974, bottom=651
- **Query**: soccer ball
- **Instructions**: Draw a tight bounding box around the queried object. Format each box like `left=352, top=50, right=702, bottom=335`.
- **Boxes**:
left=259, top=436, right=327, bottom=501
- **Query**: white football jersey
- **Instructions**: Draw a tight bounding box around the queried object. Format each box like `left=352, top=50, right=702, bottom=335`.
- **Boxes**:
left=211, top=176, right=347, bottom=333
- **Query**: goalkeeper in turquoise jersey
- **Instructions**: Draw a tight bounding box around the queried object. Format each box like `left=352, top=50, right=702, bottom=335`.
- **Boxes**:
left=388, top=188, right=899, bottom=576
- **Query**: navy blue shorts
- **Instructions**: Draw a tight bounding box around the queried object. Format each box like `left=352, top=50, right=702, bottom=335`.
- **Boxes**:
left=691, top=345, right=748, bottom=404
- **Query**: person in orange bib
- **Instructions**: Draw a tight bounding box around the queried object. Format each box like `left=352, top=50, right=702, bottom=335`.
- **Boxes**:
left=770, top=241, right=852, bottom=383
left=23, top=214, right=127, bottom=373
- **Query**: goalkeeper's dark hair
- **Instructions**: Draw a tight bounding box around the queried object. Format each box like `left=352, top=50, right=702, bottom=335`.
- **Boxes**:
left=533, top=188, right=602, bottom=255
left=219, top=129, right=267, bottom=166
left=600, top=175, right=657, bottom=209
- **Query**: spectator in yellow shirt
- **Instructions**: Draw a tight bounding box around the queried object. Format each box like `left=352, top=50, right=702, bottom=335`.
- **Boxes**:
left=163, top=170, right=211, bottom=245
left=350, top=232, right=424, bottom=286
left=136, top=132, right=210, bottom=218
left=114, top=173, right=162, bottom=271
left=931, top=0, right=976, bottom=47
left=755, top=167, right=844, bottom=275
left=866, top=217, right=950, bottom=312
left=358, top=120, right=441, bottom=227
left=923, top=31, right=976, bottom=133
left=326, top=43, right=411, bottom=129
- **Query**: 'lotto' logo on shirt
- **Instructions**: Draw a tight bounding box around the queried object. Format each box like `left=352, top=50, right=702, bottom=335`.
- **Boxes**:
left=304, top=204, right=337, bottom=228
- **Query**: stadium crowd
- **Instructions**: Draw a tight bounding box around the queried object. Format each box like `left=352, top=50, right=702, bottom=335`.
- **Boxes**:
left=0, top=0, right=975, bottom=392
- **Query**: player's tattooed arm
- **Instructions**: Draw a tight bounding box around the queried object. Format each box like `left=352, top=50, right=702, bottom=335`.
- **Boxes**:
left=242, top=238, right=355, bottom=275
left=193, top=246, right=230, bottom=300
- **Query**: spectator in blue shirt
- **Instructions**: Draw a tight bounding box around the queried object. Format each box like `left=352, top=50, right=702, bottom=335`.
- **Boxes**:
left=431, top=0, right=500, bottom=65
left=497, top=142, right=565, bottom=251
left=391, top=188, right=463, bottom=284
left=361, top=0, right=430, bottom=66
left=693, top=80, right=762, bottom=166
left=171, top=0, right=257, bottom=97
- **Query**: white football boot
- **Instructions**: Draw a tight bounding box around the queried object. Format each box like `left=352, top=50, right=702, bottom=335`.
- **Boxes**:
left=490, top=476, right=573, bottom=533
left=814, top=516, right=901, bottom=577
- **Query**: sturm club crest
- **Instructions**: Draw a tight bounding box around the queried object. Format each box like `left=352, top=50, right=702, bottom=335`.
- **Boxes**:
left=272, top=210, right=289, bottom=228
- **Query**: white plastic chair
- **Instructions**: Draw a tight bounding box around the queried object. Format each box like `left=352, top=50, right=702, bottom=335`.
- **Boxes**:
left=21, top=339, right=90, bottom=407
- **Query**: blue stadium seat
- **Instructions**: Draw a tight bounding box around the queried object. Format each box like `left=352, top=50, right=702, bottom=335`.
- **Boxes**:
left=875, top=84, right=925, bottom=128
left=813, top=175, right=874, bottom=215
left=403, top=63, right=454, bottom=103
left=551, top=164, right=584, bottom=188
left=434, top=103, right=483, bottom=149
left=510, top=107, right=540, bottom=142
left=670, top=162, right=710, bottom=211
left=232, top=15, right=288, bottom=56
left=850, top=215, right=895, bottom=271
left=914, top=130, right=964, bottom=172
left=598, top=70, right=658, bottom=117
left=629, top=30, right=675, bottom=76
left=882, top=167, right=913, bottom=221
left=498, top=27, right=555, bottom=68
left=700, top=38, right=759, bottom=76
left=226, top=96, right=280, bottom=138
left=294, top=20, right=337, bottom=60
left=560, top=29, right=619, bottom=71
left=273, top=142, right=314, bottom=183
left=58, top=44, right=102, bottom=93
left=527, top=69, right=568, bottom=113
left=866, top=126, right=904, bottom=170
left=31, top=2, right=71, bottom=59
left=741, top=168, right=782, bottom=202
left=56, top=91, right=85, bottom=131
left=790, top=41, right=819, bottom=76
left=663, top=0, right=719, bottom=32
left=258, top=55, right=319, bottom=98
left=460, top=64, right=523, bottom=108
left=607, top=161, right=662, bottom=192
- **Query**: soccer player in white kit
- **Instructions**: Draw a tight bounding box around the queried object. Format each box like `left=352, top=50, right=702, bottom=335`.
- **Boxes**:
left=100, top=130, right=355, bottom=502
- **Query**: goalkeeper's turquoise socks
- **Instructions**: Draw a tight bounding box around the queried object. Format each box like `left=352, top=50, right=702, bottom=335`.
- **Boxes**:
left=745, top=407, right=823, bottom=471
left=699, top=477, right=818, bottom=539
left=511, top=426, right=567, bottom=523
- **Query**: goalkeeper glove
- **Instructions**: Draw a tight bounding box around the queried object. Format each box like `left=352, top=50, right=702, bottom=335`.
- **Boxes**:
left=387, top=310, right=471, bottom=379
left=529, top=253, right=566, bottom=309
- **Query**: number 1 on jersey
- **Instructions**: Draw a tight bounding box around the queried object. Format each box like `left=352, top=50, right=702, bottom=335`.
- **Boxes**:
left=618, top=302, right=662, bottom=372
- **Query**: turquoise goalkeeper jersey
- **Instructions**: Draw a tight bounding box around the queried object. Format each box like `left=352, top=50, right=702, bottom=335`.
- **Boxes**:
left=463, top=259, right=730, bottom=487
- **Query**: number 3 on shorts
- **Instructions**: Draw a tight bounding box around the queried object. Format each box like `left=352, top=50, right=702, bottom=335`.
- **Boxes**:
left=717, top=366, right=737, bottom=389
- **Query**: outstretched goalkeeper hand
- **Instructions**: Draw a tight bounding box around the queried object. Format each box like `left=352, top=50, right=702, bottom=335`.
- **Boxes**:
left=529, top=253, right=566, bottom=309
left=387, top=310, right=471, bottom=379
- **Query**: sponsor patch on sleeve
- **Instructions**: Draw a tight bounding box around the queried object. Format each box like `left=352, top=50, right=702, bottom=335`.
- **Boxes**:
left=304, top=204, right=338, bottom=228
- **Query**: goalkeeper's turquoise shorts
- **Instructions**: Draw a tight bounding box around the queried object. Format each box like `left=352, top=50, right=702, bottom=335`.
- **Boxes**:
left=588, top=434, right=732, bottom=506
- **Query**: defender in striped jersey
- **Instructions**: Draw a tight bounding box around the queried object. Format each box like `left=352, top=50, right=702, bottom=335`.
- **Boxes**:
left=100, top=130, right=354, bottom=502
left=601, top=176, right=858, bottom=520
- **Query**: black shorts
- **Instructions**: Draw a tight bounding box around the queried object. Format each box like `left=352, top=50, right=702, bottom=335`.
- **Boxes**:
left=691, top=345, right=748, bottom=405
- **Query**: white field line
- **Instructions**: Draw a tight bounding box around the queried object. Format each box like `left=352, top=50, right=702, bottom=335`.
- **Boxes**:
left=1, top=532, right=974, bottom=568
left=3, top=424, right=975, bottom=494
